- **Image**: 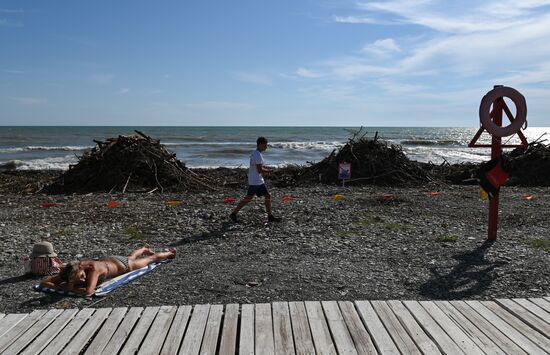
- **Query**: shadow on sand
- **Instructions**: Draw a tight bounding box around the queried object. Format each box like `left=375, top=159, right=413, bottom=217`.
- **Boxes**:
left=170, top=221, right=234, bottom=246
left=420, top=240, right=506, bottom=299
left=0, top=274, right=32, bottom=286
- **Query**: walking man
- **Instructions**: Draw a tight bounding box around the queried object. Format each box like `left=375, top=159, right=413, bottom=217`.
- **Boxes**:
left=230, top=137, right=281, bottom=223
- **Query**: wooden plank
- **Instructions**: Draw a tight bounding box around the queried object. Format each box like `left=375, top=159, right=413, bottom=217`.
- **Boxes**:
left=511, top=298, right=550, bottom=325
left=305, top=301, right=337, bottom=355
left=20, top=309, right=78, bottom=355
left=497, top=299, right=550, bottom=336
left=160, top=305, right=192, bottom=355
left=199, top=304, right=224, bottom=355
left=255, top=303, right=275, bottom=355
left=40, top=308, right=96, bottom=355
left=372, top=301, right=421, bottom=354
left=321, top=301, right=358, bottom=355
left=60, top=308, right=112, bottom=355
left=436, top=301, right=506, bottom=355
left=178, top=304, right=210, bottom=355
left=0, top=313, right=27, bottom=338
left=138, top=306, right=177, bottom=355
left=119, top=306, right=160, bottom=355
left=3, top=309, right=63, bottom=355
left=218, top=304, right=239, bottom=355
left=403, top=300, right=464, bottom=355
left=450, top=301, right=527, bottom=355
left=288, top=301, right=316, bottom=355
left=240, top=304, right=255, bottom=355
left=465, top=300, right=546, bottom=355
left=529, top=298, right=550, bottom=314
left=386, top=300, right=441, bottom=355
left=482, top=301, right=550, bottom=353
left=0, top=309, right=47, bottom=353
left=272, top=302, right=296, bottom=355
left=100, top=307, right=144, bottom=355
left=84, top=307, right=128, bottom=355
left=338, top=301, right=377, bottom=355
left=420, top=301, right=484, bottom=355
left=355, top=300, right=400, bottom=355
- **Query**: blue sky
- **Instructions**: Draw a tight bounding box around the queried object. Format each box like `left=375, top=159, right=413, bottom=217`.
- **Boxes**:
left=1, top=0, right=550, bottom=127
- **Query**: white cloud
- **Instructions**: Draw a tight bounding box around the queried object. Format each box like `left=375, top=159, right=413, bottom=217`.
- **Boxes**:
left=362, top=38, right=401, bottom=56
left=232, top=71, right=272, bottom=85
left=0, top=18, right=22, bottom=27
left=296, top=67, right=323, bottom=78
left=2, top=69, right=27, bottom=74
left=10, top=97, right=46, bottom=105
left=298, top=85, right=360, bottom=102
left=307, top=1, right=550, bottom=86
left=332, top=15, right=383, bottom=24
left=115, top=88, right=130, bottom=95
left=185, top=101, right=256, bottom=110
left=91, top=74, right=114, bottom=85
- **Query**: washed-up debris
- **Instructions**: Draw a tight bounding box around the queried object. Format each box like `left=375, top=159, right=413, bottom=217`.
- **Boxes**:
left=45, top=131, right=217, bottom=193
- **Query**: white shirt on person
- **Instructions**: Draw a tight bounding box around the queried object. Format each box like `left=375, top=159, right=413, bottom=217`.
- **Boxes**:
left=248, top=149, right=265, bottom=185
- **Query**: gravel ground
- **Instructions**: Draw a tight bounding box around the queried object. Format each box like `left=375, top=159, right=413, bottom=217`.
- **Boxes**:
left=0, top=181, right=549, bottom=314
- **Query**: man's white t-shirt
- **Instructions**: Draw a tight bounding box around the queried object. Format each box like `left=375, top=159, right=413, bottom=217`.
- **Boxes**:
left=248, top=149, right=265, bottom=185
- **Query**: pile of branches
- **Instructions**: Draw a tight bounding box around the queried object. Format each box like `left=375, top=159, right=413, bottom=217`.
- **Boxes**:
left=505, top=140, right=550, bottom=186
left=304, top=129, right=432, bottom=186
left=46, top=131, right=216, bottom=193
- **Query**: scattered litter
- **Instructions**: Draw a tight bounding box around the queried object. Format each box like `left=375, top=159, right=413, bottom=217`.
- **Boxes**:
left=522, top=193, right=534, bottom=201
left=107, top=201, right=120, bottom=209
left=332, top=194, right=345, bottom=201
left=41, top=203, right=61, bottom=208
left=382, top=194, right=395, bottom=200
left=223, top=197, right=236, bottom=204
left=430, top=192, right=441, bottom=196
left=281, top=195, right=292, bottom=202
left=166, top=200, right=183, bottom=206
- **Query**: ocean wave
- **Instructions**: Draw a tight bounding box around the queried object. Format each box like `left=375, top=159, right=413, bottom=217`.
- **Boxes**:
left=0, top=145, right=92, bottom=153
left=163, top=141, right=343, bottom=151
left=0, top=156, right=77, bottom=170
left=400, top=139, right=462, bottom=146
left=268, top=141, right=342, bottom=150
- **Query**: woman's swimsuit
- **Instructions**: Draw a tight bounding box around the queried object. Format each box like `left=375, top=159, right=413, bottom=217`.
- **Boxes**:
left=97, top=255, right=129, bottom=283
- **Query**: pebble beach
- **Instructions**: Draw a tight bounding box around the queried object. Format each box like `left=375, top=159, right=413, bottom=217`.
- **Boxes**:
left=0, top=171, right=548, bottom=314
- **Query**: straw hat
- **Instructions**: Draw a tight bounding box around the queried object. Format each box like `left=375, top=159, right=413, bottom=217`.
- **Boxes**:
left=30, top=241, right=57, bottom=258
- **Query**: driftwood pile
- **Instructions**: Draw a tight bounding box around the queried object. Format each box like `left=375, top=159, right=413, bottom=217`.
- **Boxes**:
left=505, top=141, right=550, bottom=186
left=303, top=129, right=431, bottom=186
left=46, top=131, right=216, bottom=193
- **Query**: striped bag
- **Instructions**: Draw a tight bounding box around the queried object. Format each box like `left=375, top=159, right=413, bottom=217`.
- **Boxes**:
left=29, top=256, right=63, bottom=276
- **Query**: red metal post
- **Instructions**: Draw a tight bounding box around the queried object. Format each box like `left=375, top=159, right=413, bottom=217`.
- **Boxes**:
left=488, top=91, right=503, bottom=241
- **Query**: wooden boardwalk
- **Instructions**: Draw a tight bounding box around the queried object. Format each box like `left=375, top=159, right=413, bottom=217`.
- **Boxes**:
left=0, top=298, right=549, bottom=354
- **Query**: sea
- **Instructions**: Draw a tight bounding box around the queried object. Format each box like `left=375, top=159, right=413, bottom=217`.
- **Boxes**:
left=0, top=126, right=549, bottom=170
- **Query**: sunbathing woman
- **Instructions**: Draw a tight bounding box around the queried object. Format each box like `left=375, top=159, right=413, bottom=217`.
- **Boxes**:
left=40, top=245, right=176, bottom=296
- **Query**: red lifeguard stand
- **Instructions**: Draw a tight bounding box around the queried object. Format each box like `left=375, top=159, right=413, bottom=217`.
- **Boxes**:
left=469, top=85, right=528, bottom=241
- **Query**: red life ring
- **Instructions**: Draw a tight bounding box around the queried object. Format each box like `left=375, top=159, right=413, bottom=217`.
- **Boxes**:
left=479, top=86, right=527, bottom=137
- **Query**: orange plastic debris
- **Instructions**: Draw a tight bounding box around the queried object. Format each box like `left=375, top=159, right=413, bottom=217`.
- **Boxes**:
left=522, top=193, right=534, bottom=201
left=382, top=194, right=395, bottom=200
left=107, top=200, right=120, bottom=209
left=223, top=197, right=236, bottom=204
left=332, top=194, right=345, bottom=201
left=281, top=195, right=292, bottom=202
left=166, top=201, right=183, bottom=206
left=430, top=192, right=441, bottom=196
